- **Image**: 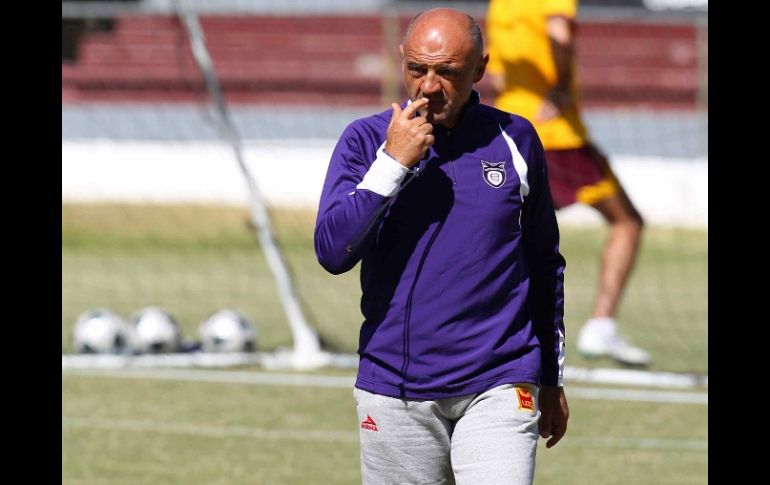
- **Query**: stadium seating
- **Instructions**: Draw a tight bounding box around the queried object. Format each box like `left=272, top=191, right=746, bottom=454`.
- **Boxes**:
left=61, top=15, right=702, bottom=108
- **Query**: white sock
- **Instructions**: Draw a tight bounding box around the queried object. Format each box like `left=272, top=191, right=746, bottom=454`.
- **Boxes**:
left=583, top=317, right=617, bottom=336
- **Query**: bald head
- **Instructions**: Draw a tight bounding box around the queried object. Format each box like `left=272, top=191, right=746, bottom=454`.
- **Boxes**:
left=398, top=8, right=488, bottom=127
left=403, top=8, right=483, bottom=58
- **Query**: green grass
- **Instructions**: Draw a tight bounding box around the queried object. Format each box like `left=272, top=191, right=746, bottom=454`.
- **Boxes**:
left=62, top=203, right=707, bottom=374
left=557, top=223, right=708, bottom=373
left=62, top=372, right=706, bottom=485
left=62, top=202, right=707, bottom=484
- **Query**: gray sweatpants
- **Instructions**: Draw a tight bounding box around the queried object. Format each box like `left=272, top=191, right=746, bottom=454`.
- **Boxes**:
left=354, top=383, right=540, bottom=485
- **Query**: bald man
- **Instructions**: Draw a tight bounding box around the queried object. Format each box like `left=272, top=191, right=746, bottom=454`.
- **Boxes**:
left=315, top=8, right=569, bottom=484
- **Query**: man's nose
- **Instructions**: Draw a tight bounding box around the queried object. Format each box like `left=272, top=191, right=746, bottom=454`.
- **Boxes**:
left=420, top=71, right=441, bottom=96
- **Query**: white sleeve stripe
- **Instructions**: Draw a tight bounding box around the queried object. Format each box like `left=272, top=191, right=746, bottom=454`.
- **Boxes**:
left=557, top=328, right=566, bottom=387
left=498, top=125, right=530, bottom=199
left=355, top=142, right=409, bottom=197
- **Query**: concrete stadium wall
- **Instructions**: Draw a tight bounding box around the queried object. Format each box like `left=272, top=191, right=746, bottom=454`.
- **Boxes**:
left=61, top=140, right=707, bottom=228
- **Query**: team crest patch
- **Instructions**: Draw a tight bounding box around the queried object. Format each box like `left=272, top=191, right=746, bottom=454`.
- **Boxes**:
left=481, top=161, right=506, bottom=188
left=515, top=386, right=534, bottom=411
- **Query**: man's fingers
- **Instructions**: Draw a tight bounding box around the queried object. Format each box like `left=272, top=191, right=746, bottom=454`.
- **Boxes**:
left=545, top=425, right=566, bottom=448
left=545, top=436, right=560, bottom=448
left=402, top=98, right=429, bottom=119
left=389, top=103, right=402, bottom=126
left=539, top=414, right=552, bottom=439
left=385, top=98, right=433, bottom=167
left=419, top=122, right=434, bottom=134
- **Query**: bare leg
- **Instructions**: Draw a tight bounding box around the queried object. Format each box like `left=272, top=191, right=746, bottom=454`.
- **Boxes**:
left=574, top=147, right=649, bottom=365
left=589, top=187, right=644, bottom=319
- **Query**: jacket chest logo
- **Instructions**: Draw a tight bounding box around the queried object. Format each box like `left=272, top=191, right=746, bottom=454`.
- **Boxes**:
left=481, top=160, right=506, bottom=188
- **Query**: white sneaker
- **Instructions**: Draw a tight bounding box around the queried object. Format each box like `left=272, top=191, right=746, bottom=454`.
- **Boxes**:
left=576, top=318, right=651, bottom=366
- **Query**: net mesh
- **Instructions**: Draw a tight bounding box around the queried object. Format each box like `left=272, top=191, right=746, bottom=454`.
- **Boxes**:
left=62, top=1, right=707, bottom=374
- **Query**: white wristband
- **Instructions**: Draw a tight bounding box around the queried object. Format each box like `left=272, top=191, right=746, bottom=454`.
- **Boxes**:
left=356, top=146, right=409, bottom=197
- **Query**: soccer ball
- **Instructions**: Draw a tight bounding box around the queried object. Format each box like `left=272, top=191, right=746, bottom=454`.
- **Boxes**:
left=199, top=309, right=257, bottom=353
left=73, top=309, right=134, bottom=354
left=130, top=306, right=182, bottom=354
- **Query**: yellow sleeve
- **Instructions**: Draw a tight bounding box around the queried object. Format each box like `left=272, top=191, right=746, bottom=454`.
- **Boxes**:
left=485, top=0, right=508, bottom=75
left=542, top=0, right=577, bottom=18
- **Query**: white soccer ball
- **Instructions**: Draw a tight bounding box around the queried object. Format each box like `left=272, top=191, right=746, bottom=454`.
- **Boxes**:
left=130, top=306, right=182, bottom=354
left=73, top=309, right=134, bottom=354
left=199, top=309, right=257, bottom=353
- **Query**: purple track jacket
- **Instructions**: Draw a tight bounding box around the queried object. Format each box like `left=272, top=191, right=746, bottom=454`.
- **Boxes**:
left=315, top=92, right=566, bottom=399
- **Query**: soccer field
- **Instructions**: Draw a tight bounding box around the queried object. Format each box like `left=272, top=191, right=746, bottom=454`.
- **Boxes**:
left=62, top=370, right=707, bottom=484
left=62, top=203, right=708, bottom=374
left=62, top=203, right=707, bottom=483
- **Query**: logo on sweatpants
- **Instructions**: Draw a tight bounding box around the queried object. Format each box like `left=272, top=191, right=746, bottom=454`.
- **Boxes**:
left=515, top=386, right=534, bottom=411
left=361, top=414, right=379, bottom=432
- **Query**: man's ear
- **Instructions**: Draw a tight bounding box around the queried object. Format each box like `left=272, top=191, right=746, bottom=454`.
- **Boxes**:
left=474, top=53, right=490, bottom=83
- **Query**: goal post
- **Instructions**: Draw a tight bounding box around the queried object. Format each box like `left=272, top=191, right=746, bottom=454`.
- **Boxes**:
left=173, top=0, right=324, bottom=367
